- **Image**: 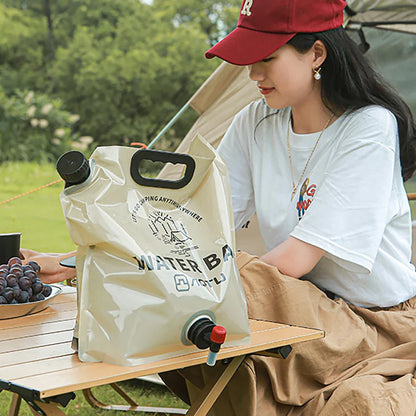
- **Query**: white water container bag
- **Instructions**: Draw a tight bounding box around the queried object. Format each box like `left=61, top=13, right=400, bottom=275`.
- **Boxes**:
left=59, top=134, right=250, bottom=366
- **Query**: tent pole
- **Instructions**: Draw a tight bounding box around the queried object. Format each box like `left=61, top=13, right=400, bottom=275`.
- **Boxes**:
left=147, top=103, right=190, bottom=149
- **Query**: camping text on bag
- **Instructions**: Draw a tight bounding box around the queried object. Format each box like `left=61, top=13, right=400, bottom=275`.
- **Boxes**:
left=57, top=134, right=251, bottom=366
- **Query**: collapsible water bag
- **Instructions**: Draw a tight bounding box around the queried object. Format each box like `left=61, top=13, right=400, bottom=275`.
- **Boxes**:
left=58, top=135, right=250, bottom=366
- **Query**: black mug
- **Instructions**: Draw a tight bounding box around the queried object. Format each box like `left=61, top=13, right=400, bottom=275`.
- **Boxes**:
left=0, top=233, right=21, bottom=265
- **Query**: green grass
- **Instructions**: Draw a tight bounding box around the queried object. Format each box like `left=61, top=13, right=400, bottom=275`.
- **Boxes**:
left=1, top=379, right=188, bottom=415
left=0, top=162, right=74, bottom=253
left=0, top=162, right=189, bottom=414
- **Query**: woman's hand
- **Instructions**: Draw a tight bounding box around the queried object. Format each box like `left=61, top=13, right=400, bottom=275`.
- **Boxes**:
left=19, top=249, right=77, bottom=284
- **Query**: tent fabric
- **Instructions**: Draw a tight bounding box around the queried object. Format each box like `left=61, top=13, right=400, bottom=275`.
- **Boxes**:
left=187, top=64, right=244, bottom=115
left=182, top=64, right=259, bottom=151
left=347, top=0, right=416, bottom=14
left=346, top=0, right=416, bottom=34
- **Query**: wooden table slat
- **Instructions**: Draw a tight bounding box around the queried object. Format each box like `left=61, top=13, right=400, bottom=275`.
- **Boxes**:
left=0, top=319, right=75, bottom=342
left=0, top=342, right=75, bottom=367
left=0, top=309, right=76, bottom=330
left=0, top=330, right=74, bottom=354
left=0, top=322, right=289, bottom=381
left=1, top=354, right=81, bottom=380
left=49, top=291, right=77, bottom=303
left=10, top=324, right=324, bottom=398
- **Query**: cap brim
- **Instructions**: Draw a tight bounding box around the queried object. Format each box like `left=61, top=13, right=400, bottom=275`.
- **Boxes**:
left=205, top=26, right=296, bottom=66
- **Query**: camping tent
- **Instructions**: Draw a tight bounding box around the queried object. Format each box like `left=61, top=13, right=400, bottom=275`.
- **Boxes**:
left=157, top=0, right=416, bottom=256
left=345, top=0, right=416, bottom=34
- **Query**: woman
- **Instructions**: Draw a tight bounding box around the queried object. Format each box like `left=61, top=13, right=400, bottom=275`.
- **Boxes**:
left=161, top=0, right=416, bottom=414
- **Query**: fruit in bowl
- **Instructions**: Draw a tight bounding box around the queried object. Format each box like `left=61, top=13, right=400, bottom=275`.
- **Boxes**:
left=0, top=257, right=52, bottom=304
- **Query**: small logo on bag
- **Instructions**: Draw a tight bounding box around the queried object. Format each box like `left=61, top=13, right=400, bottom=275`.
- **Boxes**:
left=174, top=274, right=190, bottom=292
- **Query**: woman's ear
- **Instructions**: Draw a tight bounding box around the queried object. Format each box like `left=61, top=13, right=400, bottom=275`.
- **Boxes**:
left=312, top=40, right=327, bottom=68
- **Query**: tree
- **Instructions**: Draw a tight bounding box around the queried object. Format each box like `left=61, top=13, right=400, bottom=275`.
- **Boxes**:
left=0, top=4, right=47, bottom=93
left=52, top=2, right=218, bottom=147
left=2, top=0, right=146, bottom=88
left=0, top=0, right=221, bottom=156
left=0, top=88, right=81, bottom=163
left=152, top=0, right=241, bottom=45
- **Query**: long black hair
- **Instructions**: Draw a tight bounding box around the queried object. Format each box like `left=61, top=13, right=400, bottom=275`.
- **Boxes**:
left=288, top=27, right=416, bottom=181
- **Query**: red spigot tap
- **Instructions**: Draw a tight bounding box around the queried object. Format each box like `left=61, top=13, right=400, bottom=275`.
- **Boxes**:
left=207, top=325, right=226, bottom=366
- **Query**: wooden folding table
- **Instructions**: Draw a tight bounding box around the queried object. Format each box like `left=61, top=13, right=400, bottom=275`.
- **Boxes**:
left=0, top=285, right=324, bottom=415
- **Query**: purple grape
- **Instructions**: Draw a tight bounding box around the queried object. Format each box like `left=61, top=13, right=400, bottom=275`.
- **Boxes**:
left=12, top=287, right=21, bottom=298
left=8, top=257, right=22, bottom=267
left=6, top=274, right=18, bottom=288
left=30, top=293, right=45, bottom=302
left=32, top=280, right=43, bottom=295
left=1, top=287, right=14, bottom=303
left=24, top=270, right=37, bottom=282
left=42, top=285, right=52, bottom=297
left=26, top=261, right=40, bottom=273
left=18, top=276, right=31, bottom=291
left=22, top=265, right=33, bottom=273
left=9, top=265, right=23, bottom=278
left=15, top=290, right=29, bottom=303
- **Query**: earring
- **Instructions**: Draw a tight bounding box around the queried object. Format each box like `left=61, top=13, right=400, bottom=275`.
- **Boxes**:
left=313, top=67, right=322, bottom=80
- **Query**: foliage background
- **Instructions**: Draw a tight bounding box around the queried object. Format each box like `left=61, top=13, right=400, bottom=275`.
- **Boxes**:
left=0, top=0, right=241, bottom=162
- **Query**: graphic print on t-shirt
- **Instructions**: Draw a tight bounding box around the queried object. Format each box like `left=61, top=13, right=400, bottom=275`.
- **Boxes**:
left=296, top=178, right=316, bottom=220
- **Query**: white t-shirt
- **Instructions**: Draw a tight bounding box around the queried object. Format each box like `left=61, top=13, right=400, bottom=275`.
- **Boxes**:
left=218, top=100, right=416, bottom=308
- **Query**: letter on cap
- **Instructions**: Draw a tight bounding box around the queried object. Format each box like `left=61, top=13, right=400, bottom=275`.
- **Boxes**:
left=241, top=0, right=253, bottom=16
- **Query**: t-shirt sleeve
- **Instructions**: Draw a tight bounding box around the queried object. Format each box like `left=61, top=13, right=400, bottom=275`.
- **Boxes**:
left=218, top=110, right=256, bottom=231
left=290, top=108, right=398, bottom=273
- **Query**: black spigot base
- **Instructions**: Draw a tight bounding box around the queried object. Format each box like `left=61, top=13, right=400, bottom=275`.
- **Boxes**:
left=185, top=317, right=227, bottom=366
left=187, top=317, right=215, bottom=350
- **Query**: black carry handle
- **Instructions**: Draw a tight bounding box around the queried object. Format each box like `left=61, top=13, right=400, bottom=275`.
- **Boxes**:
left=130, top=149, right=196, bottom=189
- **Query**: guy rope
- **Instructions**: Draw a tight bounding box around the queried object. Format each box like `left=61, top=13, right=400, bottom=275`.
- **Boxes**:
left=0, top=179, right=64, bottom=206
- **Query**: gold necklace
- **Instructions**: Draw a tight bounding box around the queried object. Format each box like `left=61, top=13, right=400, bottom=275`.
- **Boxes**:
left=287, top=113, right=334, bottom=201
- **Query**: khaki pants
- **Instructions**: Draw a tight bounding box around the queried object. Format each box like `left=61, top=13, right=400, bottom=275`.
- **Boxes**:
left=161, top=252, right=416, bottom=415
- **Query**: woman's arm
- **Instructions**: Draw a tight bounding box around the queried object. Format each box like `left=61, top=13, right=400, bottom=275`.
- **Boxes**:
left=20, top=249, right=77, bottom=284
left=260, top=237, right=325, bottom=278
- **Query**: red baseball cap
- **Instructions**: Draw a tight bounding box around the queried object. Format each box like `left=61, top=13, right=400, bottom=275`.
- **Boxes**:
left=205, top=0, right=346, bottom=65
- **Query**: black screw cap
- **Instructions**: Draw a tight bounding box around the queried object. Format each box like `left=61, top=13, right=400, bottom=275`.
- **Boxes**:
left=56, top=151, right=90, bottom=188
